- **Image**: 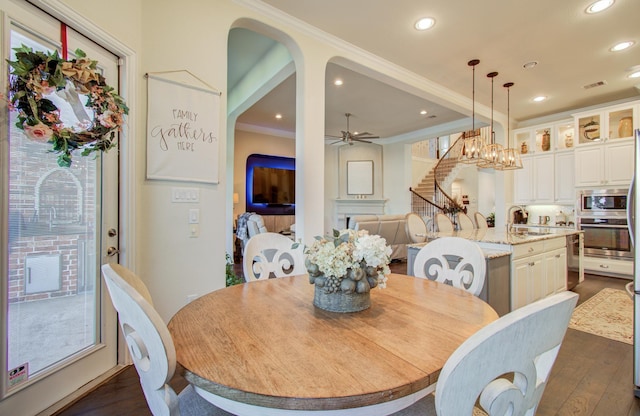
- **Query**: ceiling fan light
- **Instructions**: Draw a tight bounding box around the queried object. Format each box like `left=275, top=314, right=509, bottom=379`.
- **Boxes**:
left=628, top=71, right=640, bottom=79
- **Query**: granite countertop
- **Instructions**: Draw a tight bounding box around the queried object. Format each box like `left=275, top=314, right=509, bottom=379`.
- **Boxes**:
left=407, top=227, right=581, bottom=248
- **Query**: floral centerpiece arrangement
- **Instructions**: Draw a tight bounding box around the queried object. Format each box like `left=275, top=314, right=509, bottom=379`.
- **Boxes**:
left=303, top=229, right=392, bottom=312
left=7, top=45, right=129, bottom=167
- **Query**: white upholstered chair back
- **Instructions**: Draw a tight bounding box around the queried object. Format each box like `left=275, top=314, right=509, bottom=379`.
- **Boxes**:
left=101, top=264, right=230, bottom=416
left=406, top=212, right=428, bottom=243
left=243, top=232, right=306, bottom=281
left=393, top=292, right=578, bottom=416
left=413, top=237, right=486, bottom=296
left=246, top=214, right=268, bottom=237
left=474, top=212, right=489, bottom=229
left=457, top=212, right=475, bottom=230
left=434, top=213, right=454, bottom=233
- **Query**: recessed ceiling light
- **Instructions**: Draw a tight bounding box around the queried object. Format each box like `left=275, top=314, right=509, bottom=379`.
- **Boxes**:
left=523, top=61, right=538, bottom=69
left=420, top=110, right=428, bottom=115
left=610, top=41, right=635, bottom=52
left=275, top=114, right=283, bottom=119
left=586, top=0, right=614, bottom=14
left=334, top=79, right=343, bottom=86
left=532, top=96, right=547, bottom=102
left=414, top=17, right=435, bottom=31
left=629, top=71, right=640, bottom=79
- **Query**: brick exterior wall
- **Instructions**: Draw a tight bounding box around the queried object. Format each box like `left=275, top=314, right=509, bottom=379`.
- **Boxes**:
left=8, top=120, right=97, bottom=303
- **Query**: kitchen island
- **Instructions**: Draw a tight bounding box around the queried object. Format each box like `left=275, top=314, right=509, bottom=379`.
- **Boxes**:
left=407, top=227, right=582, bottom=313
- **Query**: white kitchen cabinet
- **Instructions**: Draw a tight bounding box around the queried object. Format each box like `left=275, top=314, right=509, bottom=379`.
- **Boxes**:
left=510, top=237, right=567, bottom=310
left=544, top=247, right=567, bottom=296
left=574, top=140, right=634, bottom=187
left=513, top=154, right=554, bottom=204
left=574, top=101, right=637, bottom=145
left=554, top=151, right=574, bottom=204
left=512, top=254, right=543, bottom=310
left=582, top=256, right=633, bottom=278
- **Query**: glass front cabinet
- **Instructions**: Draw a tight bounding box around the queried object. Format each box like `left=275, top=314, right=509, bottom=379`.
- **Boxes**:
left=574, top=101, right=638, bottom=145
left=573, top=100, right=638, bottom=187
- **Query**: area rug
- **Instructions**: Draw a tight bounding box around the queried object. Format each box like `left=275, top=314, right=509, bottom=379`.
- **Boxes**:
left=569, top=288, right=633, bottom=344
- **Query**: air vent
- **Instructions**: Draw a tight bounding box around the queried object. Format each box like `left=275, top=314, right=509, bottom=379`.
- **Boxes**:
left=583, top=80, right=607, bottom=89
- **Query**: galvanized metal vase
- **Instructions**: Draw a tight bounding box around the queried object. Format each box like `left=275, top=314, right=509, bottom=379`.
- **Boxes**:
left=313, top=284, right=371, bottom=313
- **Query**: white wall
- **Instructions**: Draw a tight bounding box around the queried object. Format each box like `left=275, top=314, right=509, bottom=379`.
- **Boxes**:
left=324, top=144, right=340, bottom=233
left=477, top=169, right=497, bottom=217
left=383, top=142, right=412, bottom=215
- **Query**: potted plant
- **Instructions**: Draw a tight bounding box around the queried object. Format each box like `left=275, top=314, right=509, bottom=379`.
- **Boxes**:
left=486, top=212, right=495, bottom=227
left=225, top=253, right=244, bottom=286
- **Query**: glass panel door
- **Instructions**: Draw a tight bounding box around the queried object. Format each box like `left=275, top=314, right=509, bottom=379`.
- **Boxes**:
left=1, top=1, right=119, bottom=413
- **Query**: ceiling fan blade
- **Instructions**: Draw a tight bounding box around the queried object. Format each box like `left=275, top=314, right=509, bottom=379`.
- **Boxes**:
left=325, top=134, right=342, bottom=139
left=351, top=138, right=373, bottom=144
left=353, top=132, right=379, bottom=139
left=329, top=139, right=345, bottom=145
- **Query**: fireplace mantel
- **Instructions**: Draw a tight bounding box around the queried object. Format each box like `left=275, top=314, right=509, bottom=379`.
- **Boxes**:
left=334, top=198, right=387, bottom=229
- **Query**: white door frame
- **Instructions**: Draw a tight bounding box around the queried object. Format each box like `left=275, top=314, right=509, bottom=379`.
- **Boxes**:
left=0, top=0, right=137, bottom=414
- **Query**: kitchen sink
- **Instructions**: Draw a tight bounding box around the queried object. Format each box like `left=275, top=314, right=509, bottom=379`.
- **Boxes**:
left=511, top=228, right=553, bottom=236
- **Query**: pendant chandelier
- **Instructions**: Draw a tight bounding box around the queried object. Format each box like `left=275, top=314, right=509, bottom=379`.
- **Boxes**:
left=497, top=81, right=523, bottom=170
left=478, top=71, right=505, bottom=169
left=458, top=59, right=485, bottom=164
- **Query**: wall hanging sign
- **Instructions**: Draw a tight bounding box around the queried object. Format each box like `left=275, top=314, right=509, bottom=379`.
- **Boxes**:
left=146, top=71, right=221, bottom=183
left=347, top=160, right=374, bottom=195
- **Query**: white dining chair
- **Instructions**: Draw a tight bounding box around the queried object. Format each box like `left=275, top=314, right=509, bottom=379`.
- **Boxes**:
left=391, top=291, right=578, bottom=416
left=101, top=264, right=232, bottom=416
left=406, top=212, right=428, bottom=243
left=243, top=232, right=306, bottom=281
left=457, top=212, right=475, bottom=230
left=413, top=237, right=486, bottom=296
left=474, top=212, right=489, bottom=229
left=434, top=213, right=454, bottom=233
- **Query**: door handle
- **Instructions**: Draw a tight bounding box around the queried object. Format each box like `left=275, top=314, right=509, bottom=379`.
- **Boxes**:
left=107, top=247, right=120, bottom=257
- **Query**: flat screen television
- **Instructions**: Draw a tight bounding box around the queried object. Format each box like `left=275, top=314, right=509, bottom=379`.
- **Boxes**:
left=246, top=154, right=295, bottom=215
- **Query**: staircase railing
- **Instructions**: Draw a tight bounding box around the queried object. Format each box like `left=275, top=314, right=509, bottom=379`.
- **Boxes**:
left=409, top=188, right=442, bottom=230
left=432, top=136, right=466, bottom=217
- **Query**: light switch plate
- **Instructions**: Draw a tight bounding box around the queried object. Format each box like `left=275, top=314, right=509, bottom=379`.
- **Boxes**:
left=189, top=209, right=200, bottom=224
left=171, top=187, right=200, bottom=203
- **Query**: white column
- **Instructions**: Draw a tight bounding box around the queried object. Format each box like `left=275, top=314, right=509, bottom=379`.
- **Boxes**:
left=295, top=58, right=326, bottom=245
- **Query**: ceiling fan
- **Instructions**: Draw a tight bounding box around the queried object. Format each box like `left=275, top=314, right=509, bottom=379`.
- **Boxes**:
left=327, top=113, right=380, bottom=145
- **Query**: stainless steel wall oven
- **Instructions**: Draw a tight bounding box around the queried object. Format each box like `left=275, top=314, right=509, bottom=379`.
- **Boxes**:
left=576, top=189, right=632, bottom=260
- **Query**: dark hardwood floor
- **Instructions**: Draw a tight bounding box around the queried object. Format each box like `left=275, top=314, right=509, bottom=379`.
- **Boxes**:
left=54, top=262, right=640, bottom=416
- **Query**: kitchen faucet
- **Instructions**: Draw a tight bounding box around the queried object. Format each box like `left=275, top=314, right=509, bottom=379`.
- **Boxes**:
left=507, top=205, right=527, bottom=234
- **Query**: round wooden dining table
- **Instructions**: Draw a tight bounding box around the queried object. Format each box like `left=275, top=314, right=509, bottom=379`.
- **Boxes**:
left=168, top=273, right=498, bottom=415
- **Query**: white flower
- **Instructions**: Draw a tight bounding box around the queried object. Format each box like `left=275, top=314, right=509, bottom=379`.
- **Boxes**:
left=305, top=229, right=391, bottom=290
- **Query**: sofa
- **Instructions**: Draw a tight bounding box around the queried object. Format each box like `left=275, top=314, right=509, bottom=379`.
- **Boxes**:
left=348, top=214, right=413, bottom=260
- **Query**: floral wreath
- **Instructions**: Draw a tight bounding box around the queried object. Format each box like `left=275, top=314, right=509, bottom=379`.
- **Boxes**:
left=8, top=45, right=129, bottom=167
